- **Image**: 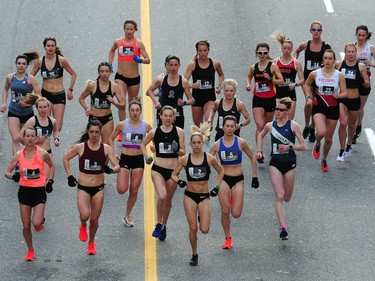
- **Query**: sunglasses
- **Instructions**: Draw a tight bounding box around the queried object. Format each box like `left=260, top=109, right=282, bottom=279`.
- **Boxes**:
left=274, top=107, right=288, bottom=112
left=311, top=28, right=322, bottom=32
left=257, top=51, right=269, bottom=55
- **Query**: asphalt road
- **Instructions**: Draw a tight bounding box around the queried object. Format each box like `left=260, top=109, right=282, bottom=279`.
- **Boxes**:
left=0, top=1, right=374, bottom=280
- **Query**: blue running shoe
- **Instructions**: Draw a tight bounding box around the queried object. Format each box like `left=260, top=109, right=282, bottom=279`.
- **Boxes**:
left=152, top=223, right=163, bottom=238
left=159, top=226, right=167, bottom=241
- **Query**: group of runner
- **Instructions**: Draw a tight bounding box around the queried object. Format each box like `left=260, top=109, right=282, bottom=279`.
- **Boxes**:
left=1, top=19, right=373, bottom=266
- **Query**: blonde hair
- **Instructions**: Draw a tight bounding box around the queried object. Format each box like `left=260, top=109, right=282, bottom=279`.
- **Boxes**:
left=272, top=32, right=293, bottom=47
left=310, top=20, right=322, bottom=29
left=222, top=78, right=238, bottom=92
left=190, top=121, right=211, bottom=142
left=35, top=96, right=49, bottom=107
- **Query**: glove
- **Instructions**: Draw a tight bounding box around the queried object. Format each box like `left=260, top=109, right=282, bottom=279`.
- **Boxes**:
left=45, top=179, right=54, bottom=193
left=12, top=173, right=20, bottom=182
left=210, top=185, right=221, bottom=197
left=104, top=165, right=113, bottom=174
left=67, top=175, right=78, bottom=187
left=133, top=55, right=142, bottom=63
left=145, top=156, right=153, bottom=165
left=109, top=63, right=113, bottom=73
left=251, top=177, right=259, bottom=189
left=171, top=140, right=179, bottom=153
left=177, top=180, right=187, bottom=188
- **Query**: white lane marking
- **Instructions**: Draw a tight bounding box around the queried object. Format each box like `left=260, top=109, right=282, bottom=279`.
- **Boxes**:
left=364, top=128, right=375, bottom=158
left=340, top=52, right=345, bottom=60
left=324, top=0, right=334, bottom=13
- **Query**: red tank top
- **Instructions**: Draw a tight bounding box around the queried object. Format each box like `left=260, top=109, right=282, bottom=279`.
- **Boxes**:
left=19, top=146, right=46, bottom=187
left=253, top=62, right=276, bottom=98
left=117, top=37, right=140, bottom=62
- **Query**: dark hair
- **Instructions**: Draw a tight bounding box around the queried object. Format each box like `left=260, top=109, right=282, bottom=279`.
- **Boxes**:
left=76, top=117, right=102, bottom=143
left=128, top=97, right=142, bottom=111
left=124, top=20, right=138, bottom=31
left=356, top=25, right=372, bottom=40
left=223, top=115, right=237, bottom=127
left=323, top=49, right=336, bottom=60
left=15, top=51, right=40, bottom=65
left=96, top=62, right=111, bottom=80
left=43, top=37, right=63, bottom=56
left=192, top=40, right=210, bottom=60
left=24, top=126, right=37, bottom=137
left=255, top=43, right=270, bottom=57
left=165, top=55, right=180, bottom=64
left=279, top=97, right=292, bottom=109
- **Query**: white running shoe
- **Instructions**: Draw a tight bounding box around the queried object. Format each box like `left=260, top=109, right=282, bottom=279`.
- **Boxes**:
left=343, top=149, right=352, bottom=158
left=122, top=216, right=134, bottom=227
left=336, top=155, right=345, bottom=162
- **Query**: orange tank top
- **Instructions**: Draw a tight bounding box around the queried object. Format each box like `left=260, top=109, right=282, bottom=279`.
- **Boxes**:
left=117, top=37, right=140, bottom=62
left=19, top=146, right=46, bottom=187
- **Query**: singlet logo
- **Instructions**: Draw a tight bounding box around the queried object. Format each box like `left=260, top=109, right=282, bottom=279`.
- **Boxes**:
left=168, top=90, right=175, bottom=99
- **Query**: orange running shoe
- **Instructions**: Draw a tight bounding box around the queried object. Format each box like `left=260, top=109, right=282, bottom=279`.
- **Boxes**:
left=321, top=160, right=330, bottom=172
left=24, top=249, right=35, bottom=261
left=312, top=145, right=320, bottom=159
left=87, top=242, right=97, bottom=255
left=221, top=237, right=232, bottom=249
left=79, top=225, right=88, bottom=242
left=117, top=133, right=122, bottom=142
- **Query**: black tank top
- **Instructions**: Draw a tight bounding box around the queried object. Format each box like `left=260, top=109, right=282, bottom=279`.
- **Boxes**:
left=185, top=153, right=211, bottom=181
left=154, top=125, right=179, bottom=158
left=192, top=58, right=215, bottom=95
left=79, top=142, right=106, bottom=174
left=40, top=55, right=64, bottom=80
left=215, top=98, right=241, bottom=132
left=34, top=116, right=53, bottom=138
left=304, top=40, right=330, bottom=77
left=91, top=80, right=112, bottom=109
left=339, top=60, right=362, bottom=89
left=161, top=75, right=184, bottom=110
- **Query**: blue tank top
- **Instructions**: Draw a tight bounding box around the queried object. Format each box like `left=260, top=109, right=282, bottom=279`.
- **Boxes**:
left=270, top=120, right=296, bottom=162
left=8, top=73, right=34, bottom=116
left=218, top=136, right=242, bottom=165
left=121, top=119, right=146, bottom=149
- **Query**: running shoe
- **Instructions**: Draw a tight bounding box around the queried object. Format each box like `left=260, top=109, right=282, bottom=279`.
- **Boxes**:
left=308, top=127, right=316, bottom=143
left=189, top=254, right=198, bottom=266
left=321, top=160, right=330, bottom=172
left=117, top=133, right=122, bottom=142
left=87, top=242, right=97, bottom=255
left=257, top=155, right=264, bottom=164
left=336, top=154, right=345, bottom=162
left=221, top=237, right=232, bottom=249
left=302, top=126, right=309, bottom=139
left=279, top=227, right=288, bottom=240
left=24, top=249, right=34, bottom=261
left=34, top=217, right=45, bottom=232
left=152, top=223, right=163, bottom=238
left=159, top=226, right=167, bottom=241
left=122, top=216, right=134, bottom=227
left=79, top=225, right=88, bottom=242
left=312, top=145, right=320, bottom=159
left=343, top=149, right=352, bottom=158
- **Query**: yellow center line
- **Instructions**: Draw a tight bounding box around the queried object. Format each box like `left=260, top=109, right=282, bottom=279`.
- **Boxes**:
left=140, top=0, right=157, bottom=280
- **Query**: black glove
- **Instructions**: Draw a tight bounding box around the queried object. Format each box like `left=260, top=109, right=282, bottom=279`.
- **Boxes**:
left=145, top=156, right=153, bottom=165
left=104, top=165, right=113, bottom=174
left=12, top=173, right=20, bottom=182
left=45, top=179, right=54, bottom=193
left=171, top=140, right=179, bottom=152
left=251, top=177, right=259, bottom=189
left=177, top=180, right=187, bottom=188
left=67, top=175, right=78, bottom=187
left=210, top=185, right=221, bottom=197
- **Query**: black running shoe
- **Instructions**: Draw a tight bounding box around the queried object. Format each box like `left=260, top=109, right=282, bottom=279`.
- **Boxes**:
left=308, top=127, right=316, bottom=143
left=279, top=227, right=288, bottom=240
left=189, top=254, right=198, bottom=266
left=302, top=127, right=309, bottom=139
